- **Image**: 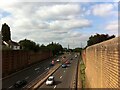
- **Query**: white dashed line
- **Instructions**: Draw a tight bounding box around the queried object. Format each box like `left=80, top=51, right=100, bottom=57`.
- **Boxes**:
left=25, top=76, right=29, bottom=80
left=54, top=85, right=56, bottom=89
left=9, top=85, right=13, bottom=88
left=60, top=76, right=62, bottom=79
left=35, top=67, right=40, bottom=70
left=64, top=70, right=65, bottom=72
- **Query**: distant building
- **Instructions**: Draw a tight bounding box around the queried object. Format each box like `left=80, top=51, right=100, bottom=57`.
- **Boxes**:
left=2, top=40, right=20, bottom=50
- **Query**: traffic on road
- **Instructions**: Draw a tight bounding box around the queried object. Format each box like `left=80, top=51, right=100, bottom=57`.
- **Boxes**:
left=38, top=53, right=79, bottom=89
left=2, top=53, right=79, bottom=89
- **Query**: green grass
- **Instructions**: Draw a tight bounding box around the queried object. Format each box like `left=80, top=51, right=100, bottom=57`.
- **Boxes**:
left=80, top=60, right=86, bottom=88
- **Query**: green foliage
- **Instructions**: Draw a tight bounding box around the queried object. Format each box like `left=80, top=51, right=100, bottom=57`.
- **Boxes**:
left=19, top=39, right=63, bottom=54
left=19, top=39, right=40, bottom=52
left=80, top=60, right=86, bottom=88
left=47, top=42, right=63, bottom=56
left=1, top=23, right=11, bottom=41
left=39, top=44, right=50, bottom=51
left=87, top=33, right=115, bottom=46
left=73, top=48, right=82, bottom=52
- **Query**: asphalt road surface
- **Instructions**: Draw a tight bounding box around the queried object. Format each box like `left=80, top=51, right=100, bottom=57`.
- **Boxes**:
left=38, top=53, right=79, bottom=90
left=2, top=55, right=63, bottom=89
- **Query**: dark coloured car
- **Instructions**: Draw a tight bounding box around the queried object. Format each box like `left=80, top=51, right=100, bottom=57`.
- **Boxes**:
left=14, top=80, right=27, bottom=88
left=62, top=64, right=67, bottom=68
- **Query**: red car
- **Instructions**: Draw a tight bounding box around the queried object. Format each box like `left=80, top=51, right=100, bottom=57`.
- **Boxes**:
left=65, top=60, right=70, bottom=64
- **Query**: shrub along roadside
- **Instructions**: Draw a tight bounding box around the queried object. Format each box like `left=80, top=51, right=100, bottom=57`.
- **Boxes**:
left=80, top=59, right=86, bottom=89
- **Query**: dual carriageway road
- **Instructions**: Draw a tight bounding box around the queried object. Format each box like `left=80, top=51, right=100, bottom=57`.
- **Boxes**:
left=2, top=53, right=79, bottom=89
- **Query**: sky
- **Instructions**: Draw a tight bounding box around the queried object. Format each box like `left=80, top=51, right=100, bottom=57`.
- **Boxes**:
left=0, top=0, right=119, bottom=49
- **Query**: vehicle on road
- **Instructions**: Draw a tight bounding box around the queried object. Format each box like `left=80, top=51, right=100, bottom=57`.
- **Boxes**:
left=62, top=64, right=67, bottom=68
left=75, top=55, right=77, bottom=58
left=50, top=60, right=55, bottom=66
left=14, top=80, right=27, bottom=88
left=63, top=56, right=66, bottom=58
left=70, top=58, right=73, bottom=60
left=56, top=59, right=60, bottom=62
left=65, top=60, right=70, bottom=64
left=46, top=76, right=54, bottom=85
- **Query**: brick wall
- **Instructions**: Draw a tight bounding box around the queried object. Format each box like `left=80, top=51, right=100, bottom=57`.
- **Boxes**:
left=2, top=50, right=52, bottom=77
left=82, top=37, right=120, bottom=88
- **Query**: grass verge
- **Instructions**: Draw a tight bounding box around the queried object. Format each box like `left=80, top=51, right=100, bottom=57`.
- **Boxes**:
left=80, top=59, right=86, bottom=89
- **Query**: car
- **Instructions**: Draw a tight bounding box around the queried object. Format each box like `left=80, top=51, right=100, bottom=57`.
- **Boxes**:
left=50, top=63, right=54, bottom=66
left=63, top=56, right=66, bottom=58
left=50, top=60, right=55, bottom=66
left=65, top=60, right=70, bottom=64
left=56, top=59, right=60, bottom=62
left=62, top=64, right=67, bottom=68
left=75, top=55, right=77, bottom=58
left=70, top=58, right=73, bottom=60
left=46, top=76, right=54, bottom=85
left=14, top=80, right=27, bottom=88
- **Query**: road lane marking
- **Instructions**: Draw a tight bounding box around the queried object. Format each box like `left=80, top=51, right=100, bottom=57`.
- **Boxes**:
left=45, top=67, right=50, bottom=70
left=9, top=85, right=13, bottom=88
left=35, top=67, right=40, bottom=70
left=25, top=76, right=29, bottom=79
left=54, top=85, right=56, bottom=89
left=64, top=70, right=65, bottom=72
left=60, top=76, right=62, bottom=79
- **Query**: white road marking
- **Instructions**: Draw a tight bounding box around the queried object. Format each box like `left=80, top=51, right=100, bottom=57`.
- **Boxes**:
left=60, top=76, right=62, bottom=79
left=25, top=76, right=29, bottom=79
left=54, top=85, right=56, bottom=89
left=64, top=70, right=65, bottom=72
left=35, top=67, right=40, bottom=70
left=9, top=85, right=13, bottom=88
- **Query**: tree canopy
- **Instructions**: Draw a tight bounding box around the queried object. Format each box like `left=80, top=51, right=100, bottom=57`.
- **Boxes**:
left=19, top=39, right=40, bottom=52
left=47, top=42, right=63, bottom=55
left=19, top=39, right=63, bottom=55
left=1, top=23, right=11, bottom=41
left=87, top=33, right=115, bottom=46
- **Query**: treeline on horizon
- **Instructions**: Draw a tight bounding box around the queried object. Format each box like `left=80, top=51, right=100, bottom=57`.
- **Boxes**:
left=19, top=39, right=63, bottom=55
left=86, top=33, right=115, bottom=48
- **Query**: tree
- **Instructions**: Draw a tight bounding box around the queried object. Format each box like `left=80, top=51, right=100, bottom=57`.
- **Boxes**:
left=73, top=48, right=82, bottom=52
left=87, top=33, right=115, bottom=46
left=19, top=39, right=40, bottom=52
left=47, top=42, right=63, bottom=56
left=1, top=23, right=11, bottom=41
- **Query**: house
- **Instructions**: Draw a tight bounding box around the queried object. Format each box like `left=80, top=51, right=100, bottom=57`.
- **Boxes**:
left=2, top=40, right=20, bottom=50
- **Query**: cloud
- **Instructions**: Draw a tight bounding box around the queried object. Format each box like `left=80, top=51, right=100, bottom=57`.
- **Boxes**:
left=0, top=2, right=91, bottom=48
left=105, top=21, right=118, bottom=31
left=105, top=21, right=118, bottom=35
left=50, top=19, right=91, bottom=30
left=92, top=3, right=115, bottom=17
left=35, top=4, right=81, bottom=20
